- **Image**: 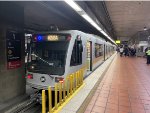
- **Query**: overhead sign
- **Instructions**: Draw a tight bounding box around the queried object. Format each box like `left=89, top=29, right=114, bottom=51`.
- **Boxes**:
left=115, top=40, right=121, bottom=44
left=6, top=30, right=21, bottom=69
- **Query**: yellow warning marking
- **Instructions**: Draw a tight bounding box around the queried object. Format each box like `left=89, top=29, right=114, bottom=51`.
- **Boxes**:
left=53, top=83, right=85, bottom=113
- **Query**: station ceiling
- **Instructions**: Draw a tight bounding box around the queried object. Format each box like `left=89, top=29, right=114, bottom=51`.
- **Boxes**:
left=106, top=1, right=150, bottom=41
left=16, top=2, right=89, bottom=31
left=14, top=1, right=116, bottom=41
left=5, top=1, right=150, bottom=42
left=15, top=1, right=102, bottom=38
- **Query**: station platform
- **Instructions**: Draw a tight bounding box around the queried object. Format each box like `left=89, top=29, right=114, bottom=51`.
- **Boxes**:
left=59, top=53, right=116, bottom=113
left=59, top=54, right=150, bottom=113
left=84, top=55, right=150, bottom=113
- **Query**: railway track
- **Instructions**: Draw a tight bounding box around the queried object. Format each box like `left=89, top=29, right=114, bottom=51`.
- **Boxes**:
left=5, top=100, right=41, bottom=113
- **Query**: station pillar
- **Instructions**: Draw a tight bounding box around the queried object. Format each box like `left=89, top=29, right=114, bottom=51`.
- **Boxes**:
left=0, top=2, right=25, bottom=102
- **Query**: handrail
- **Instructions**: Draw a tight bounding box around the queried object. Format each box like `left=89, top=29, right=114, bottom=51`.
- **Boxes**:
left=42, top=68, right=84, bottom=113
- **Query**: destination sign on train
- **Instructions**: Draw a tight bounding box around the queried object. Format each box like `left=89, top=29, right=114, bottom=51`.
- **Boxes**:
left=47, top=35, right=59, bottom=41
left=33, top=34, right=68, bottom=42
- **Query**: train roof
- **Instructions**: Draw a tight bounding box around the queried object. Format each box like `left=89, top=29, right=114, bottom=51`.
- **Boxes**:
left=33, top=30, right=84, bottom=35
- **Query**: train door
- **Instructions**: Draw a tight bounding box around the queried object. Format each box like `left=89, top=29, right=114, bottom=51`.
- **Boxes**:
left=104, top=44, right=105, bottom=60
left=86, top=41, right=92, bottom=71
left=104, top=44, right=107, bottom=60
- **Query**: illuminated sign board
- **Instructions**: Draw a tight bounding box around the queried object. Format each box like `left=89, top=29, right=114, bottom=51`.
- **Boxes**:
left=33, top=34, right=70, bottom=42
left=47, top=35, right=59, bottom=41
left=115, top=40, right=121, bottom=44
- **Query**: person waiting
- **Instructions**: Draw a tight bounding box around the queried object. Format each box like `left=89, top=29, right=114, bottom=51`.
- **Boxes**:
left=124, top=47, right=129, bottom=57
left=146, top=47, right=150, bottom=64
left=120, top=47, right=124, bottom=57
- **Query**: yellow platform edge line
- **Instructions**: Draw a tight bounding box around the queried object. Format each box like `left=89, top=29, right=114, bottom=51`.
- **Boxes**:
left=52, top=83, right=85, bottom=113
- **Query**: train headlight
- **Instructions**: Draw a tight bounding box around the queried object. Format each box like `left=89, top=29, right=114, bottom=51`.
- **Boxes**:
left=40, top=76, right=46, bottom=82
left=55, top=77, right=64, bottom=83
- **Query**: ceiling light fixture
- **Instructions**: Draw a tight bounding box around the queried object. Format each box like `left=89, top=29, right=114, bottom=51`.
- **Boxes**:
left=101, top=30, right=108, bottom=37
left=81, top=14, right=94, bottom=23
left=64, top=0, right=116, bottom=44
left=82, top=14, right=102, bottom=31
left=144, top=27, right=147, bottom=31
left=64, top=0, right=82, bottom=12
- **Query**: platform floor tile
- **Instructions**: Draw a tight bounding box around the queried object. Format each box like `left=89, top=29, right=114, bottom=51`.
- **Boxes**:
left=84, top=55, right=150, bottom=113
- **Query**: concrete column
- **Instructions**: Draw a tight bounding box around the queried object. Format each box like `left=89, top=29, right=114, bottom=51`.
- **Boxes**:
left=0, top=2, right=25, bottom=102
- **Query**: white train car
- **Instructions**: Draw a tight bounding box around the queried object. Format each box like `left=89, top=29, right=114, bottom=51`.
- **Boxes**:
left=26, top=30, right=115, bottom=90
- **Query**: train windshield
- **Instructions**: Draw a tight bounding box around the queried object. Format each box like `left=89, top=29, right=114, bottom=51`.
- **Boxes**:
left=27, top=34, right=70, bottom=75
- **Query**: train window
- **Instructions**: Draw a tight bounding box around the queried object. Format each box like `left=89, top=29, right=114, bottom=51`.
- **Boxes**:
left=28, top=40, right=70, bottom=75
left=70, top=39, right=83, bottom=66
left=95, top=43, right=103, bottom=58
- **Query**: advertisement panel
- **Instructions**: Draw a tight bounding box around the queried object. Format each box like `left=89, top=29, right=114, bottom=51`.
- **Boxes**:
left=6, top=30, right=21, bottom=69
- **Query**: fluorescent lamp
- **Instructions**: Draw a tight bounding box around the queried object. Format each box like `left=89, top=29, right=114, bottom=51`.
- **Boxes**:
left=82, top=14, right=102, bottom=31
left=144, top=27, right=147, bottom=31
left=64, top=0, right=82, bottom=12
left=64, top=0, right=115, bottom=44
left=91, top=22, right=102, bottom=31
left=108, top=36, right=116, bottom=44
left=81, top=14, right=94, bottom=23
left=101, top=30, right=108, bottom=37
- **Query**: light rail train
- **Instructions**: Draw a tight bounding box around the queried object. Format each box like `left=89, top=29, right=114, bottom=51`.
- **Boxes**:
left=26, top=30, right=115, bottom=91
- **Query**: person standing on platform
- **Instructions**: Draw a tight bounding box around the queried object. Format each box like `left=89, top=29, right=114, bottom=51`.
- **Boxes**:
left=116, top=47, right=120, bottom=53
left=146, top=47, right=150, bottom=64
left=124, top=47, right=129, bottom=57
left=145, top=47, right=148, bottom=57
left=120, top=47, right=124, bottom=57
